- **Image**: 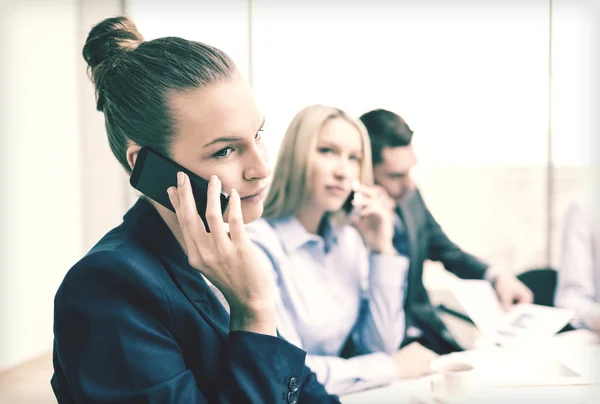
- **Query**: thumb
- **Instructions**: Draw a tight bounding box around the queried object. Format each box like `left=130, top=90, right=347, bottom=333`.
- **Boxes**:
left=499, top=292, right=513, bottom=311
left=522, top=289, right=534, bottom=304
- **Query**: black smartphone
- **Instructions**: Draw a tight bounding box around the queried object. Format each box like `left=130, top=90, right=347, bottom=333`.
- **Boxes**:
left=130, top=146, right=229, bottom=232
left=342, top=191, right=355, bottom=214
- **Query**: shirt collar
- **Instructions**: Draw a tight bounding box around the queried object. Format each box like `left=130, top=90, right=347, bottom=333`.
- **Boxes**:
left=268, top=215, right=339, bottom=254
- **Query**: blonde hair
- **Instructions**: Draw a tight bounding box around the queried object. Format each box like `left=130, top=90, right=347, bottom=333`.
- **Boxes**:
left=263, top=104, right=373, bottom=219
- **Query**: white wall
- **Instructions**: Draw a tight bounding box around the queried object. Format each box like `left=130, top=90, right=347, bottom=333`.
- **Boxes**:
left=0, top=0, right=126, bottom=372
left=128, top=0, right=250, bottom=78
left=78, top=0, right=133, bottom=252
left=550, top=0, right=600, bottom=266
left=251, top=0, right=551, bottom=272
left=0, top=0, right=81, bottom=371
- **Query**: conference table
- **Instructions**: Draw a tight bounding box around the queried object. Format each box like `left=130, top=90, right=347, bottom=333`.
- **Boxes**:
left=341, top=331, right=600, bottom=404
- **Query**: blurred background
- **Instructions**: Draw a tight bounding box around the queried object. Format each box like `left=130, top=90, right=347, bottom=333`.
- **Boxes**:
left=0, top=0, right=598, bottom=382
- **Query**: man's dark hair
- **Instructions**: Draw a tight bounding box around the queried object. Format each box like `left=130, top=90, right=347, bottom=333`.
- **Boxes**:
left=359, top=109, right=413, bottom=165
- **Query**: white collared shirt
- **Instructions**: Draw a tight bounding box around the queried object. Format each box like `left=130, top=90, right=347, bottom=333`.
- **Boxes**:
left=555, top=200, right=600, bottom=329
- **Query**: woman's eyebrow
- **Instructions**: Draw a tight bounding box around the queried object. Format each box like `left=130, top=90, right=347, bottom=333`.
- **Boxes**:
left=203, top=117, right=265, bottom=148
left=203, top=136, right=242, bottom=148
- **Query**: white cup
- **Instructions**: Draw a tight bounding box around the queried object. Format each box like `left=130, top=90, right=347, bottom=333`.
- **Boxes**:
left=429, top=356, right=475, bottom=400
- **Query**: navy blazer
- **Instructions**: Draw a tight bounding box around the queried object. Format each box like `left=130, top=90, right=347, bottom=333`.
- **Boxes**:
left=51, top=198, right=339, bottom=403
left=397, top=189, right=488, bottom=353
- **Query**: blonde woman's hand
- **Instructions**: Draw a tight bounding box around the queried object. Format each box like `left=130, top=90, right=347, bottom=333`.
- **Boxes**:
left=351, top=184, right=396, bottom=255
left=392, top=342, right=439, bottom=380
left=167, top=172, right=276, bottom=336
left=373, top=185, right=397, bottom=212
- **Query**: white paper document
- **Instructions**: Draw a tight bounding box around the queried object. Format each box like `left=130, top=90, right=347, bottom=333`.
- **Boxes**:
left=450, top=280, right=574, bottom=347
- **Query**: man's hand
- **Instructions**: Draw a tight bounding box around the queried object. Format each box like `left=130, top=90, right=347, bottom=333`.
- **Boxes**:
left=494, top=274, right=534, bottom=311
left=592, top=319, right=600, bottom=336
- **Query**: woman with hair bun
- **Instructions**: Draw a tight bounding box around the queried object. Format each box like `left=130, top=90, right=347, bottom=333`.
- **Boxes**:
left=51, top=16, right=338, bottom=404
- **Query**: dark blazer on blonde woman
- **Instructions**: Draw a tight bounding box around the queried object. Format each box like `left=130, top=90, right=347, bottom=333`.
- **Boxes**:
left=51, top=198, right=339, bottom=404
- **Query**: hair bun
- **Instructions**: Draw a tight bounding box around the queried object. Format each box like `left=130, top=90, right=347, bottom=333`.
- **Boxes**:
left=82, top=16, right=144, bottom=111
left=83, top=16, right=143, bottom=69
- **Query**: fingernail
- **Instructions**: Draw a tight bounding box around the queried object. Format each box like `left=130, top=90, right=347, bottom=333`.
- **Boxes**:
left=167, top=186, right=179, bottom=207
left=177, top=172, right=184, bottom=185
left=231, top=188, right=237, bottom=198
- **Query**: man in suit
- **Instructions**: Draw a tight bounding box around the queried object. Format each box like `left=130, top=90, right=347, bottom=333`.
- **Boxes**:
left=359, top=109, right=533, bottom=355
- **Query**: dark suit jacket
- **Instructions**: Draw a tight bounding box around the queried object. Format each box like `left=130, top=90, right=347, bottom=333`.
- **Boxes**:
left=51, top=198, right=338, bottom=404
left=397, top=189, right=489, bottom=352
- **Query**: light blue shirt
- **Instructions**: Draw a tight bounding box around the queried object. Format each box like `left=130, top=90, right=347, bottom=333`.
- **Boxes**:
left=246, top=215, right=410, bottom=395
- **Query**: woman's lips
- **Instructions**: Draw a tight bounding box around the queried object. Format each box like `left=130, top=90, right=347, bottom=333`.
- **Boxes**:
left=240, top=187, right=266, bottom=205
left=325, top=185, right=347, bottom=197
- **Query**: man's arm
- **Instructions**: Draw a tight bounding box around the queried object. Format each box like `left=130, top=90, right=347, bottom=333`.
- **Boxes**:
left=422, top=198, right=489, bottom=280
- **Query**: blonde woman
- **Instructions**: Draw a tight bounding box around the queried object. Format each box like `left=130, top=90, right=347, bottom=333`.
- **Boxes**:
left=247, top=105, right=425, bottom=396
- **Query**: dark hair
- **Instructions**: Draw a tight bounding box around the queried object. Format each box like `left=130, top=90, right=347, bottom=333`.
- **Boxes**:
left=359, top=109, right=414, bottom=165
left=82, top=16, right=237, bottom=173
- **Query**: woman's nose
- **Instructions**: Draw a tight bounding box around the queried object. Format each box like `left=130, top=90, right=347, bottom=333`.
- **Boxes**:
left=243, top=143, right=271, bottom=181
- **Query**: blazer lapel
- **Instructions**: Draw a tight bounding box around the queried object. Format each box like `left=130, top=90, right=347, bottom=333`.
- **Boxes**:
left=123, top=198, right=230, bottom=342
left=397, top=192, right=420, bottom=298
left=159, top=254, right=230, bottom=341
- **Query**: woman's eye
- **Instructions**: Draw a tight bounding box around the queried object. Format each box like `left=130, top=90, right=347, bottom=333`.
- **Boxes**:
left=349, top=155, right=362, bottom=162
left=318, top=147, right=332, bottom=154
left=213, top=146, right=234, bottom=159
left=255, top=129, right=263, bottom=141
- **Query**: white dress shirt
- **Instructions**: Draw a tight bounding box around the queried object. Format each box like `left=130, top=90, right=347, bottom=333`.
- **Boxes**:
left=555, top=200, right=600, bottom=330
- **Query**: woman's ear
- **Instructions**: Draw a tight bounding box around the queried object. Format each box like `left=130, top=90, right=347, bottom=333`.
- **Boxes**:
left=126, top=143, right=142, bottom=172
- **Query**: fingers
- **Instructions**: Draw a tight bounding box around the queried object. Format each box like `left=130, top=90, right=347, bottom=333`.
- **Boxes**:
left=355, top=184, right=376, bottom=198
left=520, top=281, right=534, bottom=303
left=175, top=173, right=206, bottom=237
left=525, top=289, right=534, bottom=303
left=357, top=198, right=392, bottom=223
left=227, top=189, right=250, bottom=245
left=518, top=287, right=534, bottom=304
left=357, top=203, right=380, bottom=218
left=499, top=291, right=513, bottom=311
left=205, top=175, right=228, bottom=246
left=499, top=279, right=534, bottom=310
left=351, top=191, right=371, bottom=209
left=374, top=186, right=396, bottom=210
left=167, top=181, right=204, bottom=263
left=373, top=185, right=388, bottom=197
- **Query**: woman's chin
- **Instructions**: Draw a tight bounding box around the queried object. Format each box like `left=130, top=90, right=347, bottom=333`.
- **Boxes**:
left=328, top=202, right=346, bottom=213
left=224, top=204, right=264, bottom=224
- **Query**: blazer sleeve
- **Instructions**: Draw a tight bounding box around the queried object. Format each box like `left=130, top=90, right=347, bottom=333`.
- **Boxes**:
left=52, top=250, right=338, bottom=404
left=421, top=195, right=489, bottom=280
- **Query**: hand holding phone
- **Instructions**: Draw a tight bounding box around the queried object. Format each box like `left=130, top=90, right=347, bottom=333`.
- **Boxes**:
left=348, top=183, right=396, bottom=255
left=167, top=173, right=278, bottom=336
left=129, top=147, right=229, bottom=232
left=343, top=180, right=362, bottom=219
